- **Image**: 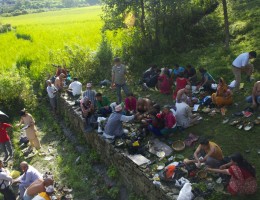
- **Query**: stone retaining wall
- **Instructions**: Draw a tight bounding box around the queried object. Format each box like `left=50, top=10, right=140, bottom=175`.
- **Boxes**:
left=57, top=95, right=173, bottom=200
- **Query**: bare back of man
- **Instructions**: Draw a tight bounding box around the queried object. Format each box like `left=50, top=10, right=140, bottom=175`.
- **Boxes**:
left=26, top=178, right=53, bottom=197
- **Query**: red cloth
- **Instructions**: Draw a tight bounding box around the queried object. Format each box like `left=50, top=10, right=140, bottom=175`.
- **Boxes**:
left=173, top=78, right=188, bottom=99
left=125, top=97, right=137, bottom=112
left=158, top=74, right=172, bottom=94
left=228, top=165, right=257, bottom=195
left=0, top=123, right=11, bottom=143
left=162, top=112, right=176, bottom=128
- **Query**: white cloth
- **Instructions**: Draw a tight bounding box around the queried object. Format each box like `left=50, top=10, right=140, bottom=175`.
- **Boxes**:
left=0, top=171, right=12, bottom=189
left=46, top=85, right=57, bottom=98
left=69, top=81, right=82, bottom=96
left=232, top=52, right=249, bottom=68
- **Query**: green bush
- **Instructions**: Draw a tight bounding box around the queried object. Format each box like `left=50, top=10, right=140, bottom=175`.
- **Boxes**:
left=96, top=35, right=113, bottom=79
left=49, top=37, right=113, bottom=85
left=0, top=23, right=12, bottom=33
left=0, top=70, right=37, bottom=112
left=16, top=33, right=33, bottom=41
left=16, top=57, right=33, bottom=69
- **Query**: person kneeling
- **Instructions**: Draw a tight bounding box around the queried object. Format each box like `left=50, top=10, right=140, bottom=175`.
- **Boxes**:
left=185, top=138, right=224, bottom=169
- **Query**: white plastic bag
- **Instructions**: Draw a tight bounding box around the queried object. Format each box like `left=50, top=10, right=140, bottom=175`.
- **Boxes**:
left=177, top=183, right=194, bottom=200
left=175, top=177, right=190, bottom=188
left=229, top=80, right=236, bottom=88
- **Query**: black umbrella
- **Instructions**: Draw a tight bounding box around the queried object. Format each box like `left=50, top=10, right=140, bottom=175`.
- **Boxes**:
left=0, top=111, right=9, bottom=122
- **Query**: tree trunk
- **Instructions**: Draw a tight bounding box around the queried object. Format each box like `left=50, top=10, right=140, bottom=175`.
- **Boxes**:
left=140, top=0, right=146, bottom=36
left=222, top=0, right=230, bottom=49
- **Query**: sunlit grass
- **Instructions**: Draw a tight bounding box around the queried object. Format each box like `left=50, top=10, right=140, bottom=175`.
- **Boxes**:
left=0, top=6, right=103, bottom=77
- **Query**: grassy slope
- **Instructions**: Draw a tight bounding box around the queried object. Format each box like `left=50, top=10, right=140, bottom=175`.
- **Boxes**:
left=0, top=6, right=102, bottom=77
left=102, top=1, right=260, bottom=199
left=0, top=1, right=259, bottom=199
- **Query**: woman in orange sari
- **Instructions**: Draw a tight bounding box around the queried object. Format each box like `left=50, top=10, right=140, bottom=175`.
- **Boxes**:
left=212, top=77, right=233, bottom=106
left=207, top=153, right=257, bottom=196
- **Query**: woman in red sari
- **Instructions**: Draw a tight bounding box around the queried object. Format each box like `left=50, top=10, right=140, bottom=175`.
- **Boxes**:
left=207, top=153, right=257, bottom=195
left=158, top=68, right=172, bottom=94
left=173, top=72, right=188, bottom=100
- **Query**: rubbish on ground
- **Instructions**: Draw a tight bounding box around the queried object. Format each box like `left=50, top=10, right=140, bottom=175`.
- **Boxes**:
left=222, top=118, right=229, bottom=124
left=244, top=122, right=253, bottom=131
left=243, top=111, right=253, bottom=118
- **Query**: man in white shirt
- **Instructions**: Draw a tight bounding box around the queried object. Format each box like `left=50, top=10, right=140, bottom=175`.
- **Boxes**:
left=232, top=51, right=256, bottom=90
left=67, top=77, right=82, bottom=97
left=13, top=161, right=42, bottom=199
left=46, top=80, right=57, bottom=111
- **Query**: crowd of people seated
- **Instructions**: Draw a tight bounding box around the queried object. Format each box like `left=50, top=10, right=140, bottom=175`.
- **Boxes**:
left=42, top=51, right=258, bottom=197
left=45, top=53, right=259, bottom=135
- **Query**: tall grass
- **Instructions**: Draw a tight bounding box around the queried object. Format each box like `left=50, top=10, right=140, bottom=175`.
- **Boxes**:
left=0, top=6, right=103, bottom=79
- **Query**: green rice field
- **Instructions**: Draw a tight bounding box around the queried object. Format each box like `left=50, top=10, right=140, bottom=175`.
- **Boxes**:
left=0, top=6, right=103, bottom=76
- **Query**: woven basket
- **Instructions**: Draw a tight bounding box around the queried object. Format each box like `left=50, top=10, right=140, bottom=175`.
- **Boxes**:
left=172, top=140, right=185, bottom=151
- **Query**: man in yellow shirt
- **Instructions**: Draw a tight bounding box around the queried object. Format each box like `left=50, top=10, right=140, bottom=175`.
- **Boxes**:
left=185, top=138, right=224, bottom=169
left=32, top=185, right=54, bottom=200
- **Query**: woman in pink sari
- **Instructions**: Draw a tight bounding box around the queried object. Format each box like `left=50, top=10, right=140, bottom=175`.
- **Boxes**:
left=158, top=68, right=172, bottom=94
left=207, top=153, right=257, bottom=196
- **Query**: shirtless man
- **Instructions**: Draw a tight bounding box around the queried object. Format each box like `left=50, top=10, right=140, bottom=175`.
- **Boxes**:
left=136, top=98, right=153, bottom=121
left=246, top=81, right=260, bottom=108
left=23, top=178, right=53, bottom=200
left=176, top=85, right=192, bottom=105
left=137, top=98, right=153, bottom=113
left=54, top=73, right=65, bottom=91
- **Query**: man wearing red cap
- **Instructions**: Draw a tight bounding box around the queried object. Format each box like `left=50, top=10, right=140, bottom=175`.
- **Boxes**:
left=103, top=104, right=135, bottom=139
